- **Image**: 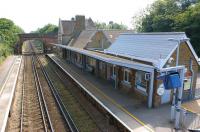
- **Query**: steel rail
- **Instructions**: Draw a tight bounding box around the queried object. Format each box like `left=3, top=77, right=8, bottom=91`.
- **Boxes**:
left=32, top=56, right=55, bottom=132
left=19, top=56, right=25, bottom=132
left=36, top=55, right=79, bottom=132
left=30, top=41, right=54, bottom=132
left=44, top=58, right=103, bottom=131
left=20, top=55, right=48, bottom=132
left=31, top=55, right=49, bottom=132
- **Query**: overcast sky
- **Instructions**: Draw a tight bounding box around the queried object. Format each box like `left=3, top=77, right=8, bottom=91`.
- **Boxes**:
left=0, top=0, right=155, bottom=33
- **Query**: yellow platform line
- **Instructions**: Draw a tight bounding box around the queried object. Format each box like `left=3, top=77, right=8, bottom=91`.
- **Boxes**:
left=55, top=57, right=154, bottom=132
left=83, top=77, right=154, bottom=132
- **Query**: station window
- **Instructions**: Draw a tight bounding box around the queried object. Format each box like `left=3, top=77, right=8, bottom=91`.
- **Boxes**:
left=112, top=65, right=116, bottom=77
left=135, top=71, right=148, bottom=93
left=99, top=61, right=103, bottom=70
left=89, top=57, right=96, bottom=66
left=74, top=54, right=77, bottom=62
left=123, top=69, right=131, bottom=84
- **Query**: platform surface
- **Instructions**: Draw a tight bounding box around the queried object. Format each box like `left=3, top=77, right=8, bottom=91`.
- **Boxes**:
left=182, top=99, right=200, bottom=114
left=48, top=54, right=176, bottom=132
left=0, top=56, right=22, bottom=132
left=0, top=56, right=16, bottom=89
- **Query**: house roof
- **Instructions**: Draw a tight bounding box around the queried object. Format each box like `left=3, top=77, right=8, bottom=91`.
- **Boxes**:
left=69, top=30, right=134, bottom=49
left=54, top=44, right=154, bottom=72
left=103, top=30, right=134, bottom=43
left=60, top=17, right=96, bottom=36
left=104, top=32, right=199, bottom=68
left=70, top=30, right=97, bottom=49
left=85, top=18, right=96, bottom=30
left=61, top=20, right=76, bottom=35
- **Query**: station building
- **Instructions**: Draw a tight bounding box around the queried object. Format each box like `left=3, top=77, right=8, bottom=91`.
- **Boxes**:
left=54, top=15, right=199, bottom=108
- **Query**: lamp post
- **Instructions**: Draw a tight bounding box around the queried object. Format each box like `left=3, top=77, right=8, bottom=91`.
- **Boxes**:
left=167, top=38, right=189, bottom=129
left=158, top=65, right=185, bottom=129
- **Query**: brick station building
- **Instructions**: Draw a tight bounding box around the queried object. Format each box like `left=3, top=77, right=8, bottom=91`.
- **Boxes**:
left=54, top=15, right=199, bottom=108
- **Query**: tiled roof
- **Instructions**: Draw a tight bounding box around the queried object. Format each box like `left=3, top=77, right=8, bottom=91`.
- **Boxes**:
left=55, top=44, right=154, bottom=72
left=70, top=30, right=96, bottom=49
left=105, top=32, right=191, bottom=68
left=85, top=18, right=96, bottom=30
left=70, top=30, right=135, bottom=50
left=60, top=18, right=96, bottom=35
left=61, top=20, right=76, bottom=35
left=103, top=30, right=134, bottom=43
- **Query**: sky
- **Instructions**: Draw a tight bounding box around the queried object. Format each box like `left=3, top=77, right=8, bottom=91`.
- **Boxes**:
left=0, top=0, right=155, bottom=33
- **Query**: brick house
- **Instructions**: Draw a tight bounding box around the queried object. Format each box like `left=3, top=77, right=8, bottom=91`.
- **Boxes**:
left=55, top=16, right=199, bottom=108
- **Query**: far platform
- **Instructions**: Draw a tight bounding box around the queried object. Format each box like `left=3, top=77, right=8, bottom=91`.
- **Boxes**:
left=48, top=54, right=175, bottom=132
left=0, top=56, right=22, bottom=132
left=0, top=56, right=16, bottom=89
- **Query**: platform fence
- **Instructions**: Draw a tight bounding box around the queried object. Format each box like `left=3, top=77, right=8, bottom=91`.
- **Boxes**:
left=180, top=109, right=200, bottom=130
left=195, top=86, right=200, bottom=99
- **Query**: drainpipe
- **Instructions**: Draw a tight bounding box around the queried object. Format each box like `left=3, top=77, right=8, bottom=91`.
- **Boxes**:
left=101, top=40, right=104, bottom=49
left=176, top=40, right=180, bottom=66
left=171, top=40, right=180, bottom=121
left=169, top=39, right=180, bottom=121
left=148, top=70, right=154, bottom=108
left=189, top=59, right=194, bottom=99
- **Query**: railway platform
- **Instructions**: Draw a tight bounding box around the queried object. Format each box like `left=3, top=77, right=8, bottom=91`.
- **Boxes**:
left=0, top=56, right=22, bottom=132
left=48, top=54, right=175, bottom=132
left=0, top=56, right=16, bottom=89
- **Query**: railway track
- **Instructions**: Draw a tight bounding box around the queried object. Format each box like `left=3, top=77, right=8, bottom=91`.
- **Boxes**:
left=20, top=55, right=53, bottom=132
left=31, top=42, right=102, bottom=131
left=7, top=40, right=69, bottom=132
left=8, top=40, right=117, bottom=132
left=35, top=55, right=79, bottom=132
left=39, top=56, right=101, bottom=131
left=31, top=41, right=77, bottom=132
left=38, top=55, right=119, bottom=132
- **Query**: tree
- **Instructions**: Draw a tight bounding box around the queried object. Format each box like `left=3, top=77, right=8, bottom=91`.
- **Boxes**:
left=0, top=18, right=23, bottom=47
left=95, top=21, right=127, bottom=30
left=32, top=24, right=58, bottom=34
left=0, top=18, right=23, bottom=63
left=134, top=0, right=182, bottom=32
left=133, top=0, right=200, bottom=56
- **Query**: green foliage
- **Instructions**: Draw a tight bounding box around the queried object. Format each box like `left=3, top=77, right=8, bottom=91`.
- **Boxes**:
left=95, top=21, right=127, bottom=30
left=0, top=18, right=24, bottom=47
left=0, top=43, right=12, bottom=64
left=133, top=0, right=200, bottom=56
left=0, top=18, right=23, bottom=63
left=34, top=40, right=44, bottom=51
left=32, top=24, right=58, bottom=34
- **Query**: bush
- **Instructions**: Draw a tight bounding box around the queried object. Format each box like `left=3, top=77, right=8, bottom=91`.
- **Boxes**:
left=0, top=43, right=12, bottom=64
left=0, top=18, right=23, bottom=64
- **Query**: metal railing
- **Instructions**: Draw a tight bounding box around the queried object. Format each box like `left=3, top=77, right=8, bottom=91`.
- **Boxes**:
left=195, top=87, right=200, bottom=99
left=180, top=109, right=200, bottom=130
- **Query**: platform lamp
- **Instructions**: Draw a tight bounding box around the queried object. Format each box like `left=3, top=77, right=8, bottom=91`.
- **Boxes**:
left=167, top=38, right=190, bottom=122
left=158, top=66, right=185, bottom=130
